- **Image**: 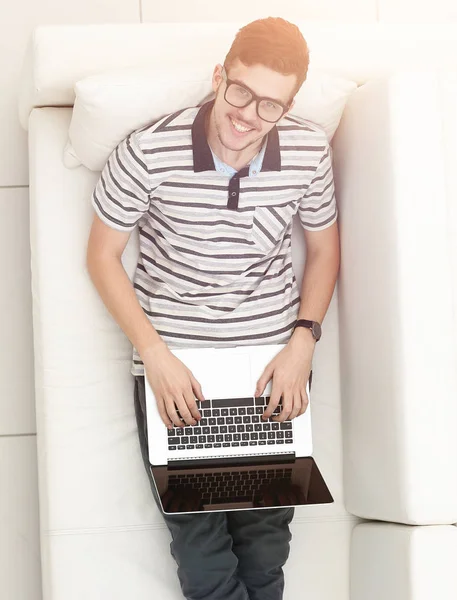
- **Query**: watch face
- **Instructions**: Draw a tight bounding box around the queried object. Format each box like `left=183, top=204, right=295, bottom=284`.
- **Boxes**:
left=312, top=322, right=322, bottom=341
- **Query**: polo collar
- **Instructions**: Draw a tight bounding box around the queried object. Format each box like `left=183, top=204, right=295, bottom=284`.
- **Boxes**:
left=192, top=100, right=281, bottom=173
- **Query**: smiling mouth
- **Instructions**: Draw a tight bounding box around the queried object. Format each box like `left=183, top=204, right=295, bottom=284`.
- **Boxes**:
left=229, top=117, right=255, bottom=134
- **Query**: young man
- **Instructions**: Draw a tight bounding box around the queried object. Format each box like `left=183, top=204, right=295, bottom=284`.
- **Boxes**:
left=87, top=17, right=340, bottom=600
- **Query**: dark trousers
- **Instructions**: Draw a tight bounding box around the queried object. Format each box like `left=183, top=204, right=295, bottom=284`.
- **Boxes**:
left=134, top=376, right=294, bottom=600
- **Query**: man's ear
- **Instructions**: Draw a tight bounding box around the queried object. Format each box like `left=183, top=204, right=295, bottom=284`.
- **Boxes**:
left=212, top=64, right=224, bottom=93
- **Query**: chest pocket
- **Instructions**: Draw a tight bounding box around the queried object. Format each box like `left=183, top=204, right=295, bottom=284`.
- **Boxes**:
left=250, top=201, right=298, bottom=254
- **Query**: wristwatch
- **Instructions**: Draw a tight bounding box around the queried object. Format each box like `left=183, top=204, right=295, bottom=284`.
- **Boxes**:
left=293, top=319, right=322, bottom=342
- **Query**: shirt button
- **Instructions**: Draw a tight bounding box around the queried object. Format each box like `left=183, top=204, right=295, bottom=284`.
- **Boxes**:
left=231, top=192, right=236, bottom=196
left=253, top=170, right=257, bottom=175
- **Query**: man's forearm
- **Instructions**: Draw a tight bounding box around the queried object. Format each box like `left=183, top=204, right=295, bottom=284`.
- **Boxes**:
left=290, top=246, right=340, bottom=345
left=87, top=256, right=164, bottom=357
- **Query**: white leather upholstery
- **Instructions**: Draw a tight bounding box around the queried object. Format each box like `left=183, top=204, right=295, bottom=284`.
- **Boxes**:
left=22, top=22, right=457, bottom=600
left=351, top=522, right=457, bottom=599
left=332, top=71, right=457, bottom=524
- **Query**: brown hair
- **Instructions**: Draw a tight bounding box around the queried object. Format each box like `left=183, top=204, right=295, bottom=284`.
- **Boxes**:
left=223, top=17, right=310, bottom=98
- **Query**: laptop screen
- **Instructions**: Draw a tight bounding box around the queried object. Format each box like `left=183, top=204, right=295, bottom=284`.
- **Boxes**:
left=150, top=456, right=333, bottom=514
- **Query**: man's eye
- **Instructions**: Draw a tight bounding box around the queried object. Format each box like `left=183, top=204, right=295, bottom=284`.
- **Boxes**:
left=265, top=101, right=279, bottom=110
left=235, top=85, right=250, bottom=96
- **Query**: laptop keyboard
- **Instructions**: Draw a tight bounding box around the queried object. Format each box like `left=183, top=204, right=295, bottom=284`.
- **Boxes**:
left=168, top=396, right=293, bottom=452
left=169, top=467, right=293, bottom=504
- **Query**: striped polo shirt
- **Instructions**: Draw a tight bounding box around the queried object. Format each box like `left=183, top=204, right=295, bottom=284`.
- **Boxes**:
left=92, top=100, right=338, bottom=376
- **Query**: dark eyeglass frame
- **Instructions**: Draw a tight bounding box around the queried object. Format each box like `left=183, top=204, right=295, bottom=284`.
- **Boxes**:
left=221, top=69, right=291, bottom=123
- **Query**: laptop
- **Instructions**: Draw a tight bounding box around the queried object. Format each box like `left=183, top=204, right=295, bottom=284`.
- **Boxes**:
left=144, top=343, right=333, bottom=514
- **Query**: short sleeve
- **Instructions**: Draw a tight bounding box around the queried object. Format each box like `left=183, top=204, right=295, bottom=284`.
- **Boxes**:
left=91, top=132, right=151, bottom=232
left=298, top=143, right=338, bottom=231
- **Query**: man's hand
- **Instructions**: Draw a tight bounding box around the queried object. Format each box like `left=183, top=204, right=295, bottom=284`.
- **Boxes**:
left=254, top=331, right=315, bottom=422
left=142, top=342, right=204, bottom=429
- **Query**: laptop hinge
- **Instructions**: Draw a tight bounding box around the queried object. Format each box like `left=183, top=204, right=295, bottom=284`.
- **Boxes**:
left=167, top=452, right=295, bottom=470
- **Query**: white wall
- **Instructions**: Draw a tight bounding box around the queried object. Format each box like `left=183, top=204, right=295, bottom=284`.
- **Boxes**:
left=1, top=1, right=456, bottom=598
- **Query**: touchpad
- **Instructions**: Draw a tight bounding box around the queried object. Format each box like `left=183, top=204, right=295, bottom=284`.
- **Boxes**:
left=185, top=353, right=252, bottom=399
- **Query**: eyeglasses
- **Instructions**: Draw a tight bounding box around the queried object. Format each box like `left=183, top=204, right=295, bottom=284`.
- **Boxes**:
left=221, top=69, right=290, bottom=124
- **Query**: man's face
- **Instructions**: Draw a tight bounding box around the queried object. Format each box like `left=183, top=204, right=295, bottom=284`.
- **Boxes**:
left=210, top=59, right=297, bottom=153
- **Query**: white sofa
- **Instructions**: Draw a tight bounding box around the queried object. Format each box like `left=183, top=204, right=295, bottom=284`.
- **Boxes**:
left=19, top=22, right=457, bottom=600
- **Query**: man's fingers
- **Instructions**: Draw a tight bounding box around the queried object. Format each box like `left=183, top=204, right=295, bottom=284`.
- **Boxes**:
left=255, top=362, right=274, bottom=396
left=276, top=389, right=293, bottom=422
left=189, top=373, right=205, bottom=404
left=157, top=397, right=174, bottom=429
left=182, top=386, right=202, bottom=423
left=165, top=396, right=185, bottom=428
left=288, top=391, right=302, bottom=421
left=262, top=380, right=282, bottom=419
left=299, top=388, right=309, bottom=416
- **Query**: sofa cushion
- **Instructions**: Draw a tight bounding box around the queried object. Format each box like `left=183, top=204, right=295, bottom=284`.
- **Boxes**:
left=64, top=66, right=356, bottom=171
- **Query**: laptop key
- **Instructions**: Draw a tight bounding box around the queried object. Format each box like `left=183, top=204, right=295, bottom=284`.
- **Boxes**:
left=209, top=418, right=216, bottom=426
left=235, top=416, right=242, bottom=424
left=256, top=406, right=263, bottom=414
left=214, top=443, right=222, bottom=448
left=285, top=431, right=292, bottom=438
left=228, top=425, right=236, bottom=433
left=216, top=435, right=223, bottom=442
left=199, top=436, right=206, bottom=443
left=211, top=427, right=219, bottom=434
left=267, top=440, right=275, bottom=445
left=200, top=401, right=211, bottom=409
left=246, top=425, right=253, bottom=432
left=186, top=445, right=195, bottom=449
left=254, top=424, right=262, bottom=431
left=247, top=407, right=255, bottom=415
left=202, top=427, right=210, bottom=434
left=176, top=428, right=184, bottom=436
left=280, top=422, right=292, bottom=429
left=259, top=441, right=267, bottom=445
left=277, top=440, right=284, bottom=444
left=232, top=442, right=240, bottom=447
left=212, top=398, right=252, bottom=408
left=168, top=437, right=180, bottom=445
left=249, top=441, right=258, bottom=446
left=230, top=408, right=237, bottom=416
left=205, top=444, right=212, bottom=449
left=169, top=446, right=177, bottom=450
left=226, top=417, right=234, bottom=425
left=271, top=423, right=280, bottom=430
left=285, top=439, right=293, bottom=444
left=203, top=410, right=211, bottom=417
left=223, top=443, right=230, bottom=447
left=234, top=434, right=241, bottom=441
left=241, top=442, right=249, bottom=446
left=178, top=445, right=186, bottom=450
left=190, top=436, right=198, bottom=443
left=181, top=437, right=189, bottom=444
left=196, top=444, right=204, bottom=449
left=213, top=409, right=220, bottom=416
left=220, top=426, right=228, bottom=433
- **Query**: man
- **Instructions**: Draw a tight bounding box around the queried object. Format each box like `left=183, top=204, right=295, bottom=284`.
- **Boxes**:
left=87, top=16, right=340, bottom=600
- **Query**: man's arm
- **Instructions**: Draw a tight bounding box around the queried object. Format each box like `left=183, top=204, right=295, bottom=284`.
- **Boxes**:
left=290, top=221, right=340, bottom=344
left=87, top=214, right=164, bottom=355
left=86, top=214, right=204, bottom=428
left=255, top=221, right=340, bottom=422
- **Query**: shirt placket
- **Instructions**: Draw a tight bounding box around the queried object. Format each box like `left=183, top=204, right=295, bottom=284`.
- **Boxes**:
left=227, top=166, right=250, bottom=211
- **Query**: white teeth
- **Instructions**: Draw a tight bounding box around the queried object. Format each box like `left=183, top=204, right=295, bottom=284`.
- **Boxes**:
left=231, top=118, right=251, bottom=133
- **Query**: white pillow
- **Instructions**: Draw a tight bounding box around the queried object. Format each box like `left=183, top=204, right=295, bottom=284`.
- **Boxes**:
left=64, top=66, right=357, bottom=171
